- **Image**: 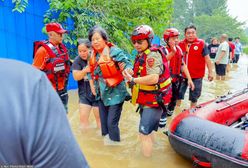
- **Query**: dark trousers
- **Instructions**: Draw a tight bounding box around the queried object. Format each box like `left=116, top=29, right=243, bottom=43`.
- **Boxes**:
left=233, top=54, right=240, bottom=63
left=167, top=80, right=180, bottom=111
left=58, top=90, right=68, bottom=113
left=98, top=100, right=124, bottom=141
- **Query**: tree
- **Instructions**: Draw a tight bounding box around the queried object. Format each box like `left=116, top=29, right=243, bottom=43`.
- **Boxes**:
left=193, top=0, right=227, bottom=16
left=172, top=0, right=248, bottom=44
left=44, top=0, right=173, bottom=57
left=5, top=0, right=29, bottom=13
left=194, top=12, right=245, bottom=42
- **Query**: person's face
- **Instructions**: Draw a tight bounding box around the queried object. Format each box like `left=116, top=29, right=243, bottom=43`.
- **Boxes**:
left=91, top=32, right=106, bottom=52
left=78, top=44, right=89, bottom=60
left=50, top=31, right=64, bottom=45
left=168, top=36, right=179, bottom=46
left=235, top=38, right=240, bottom=43
left=185, top=28, right=197, bottom=42
left=132, top=39, right=149, bottom=53
left=212, top=39, right=218, bottom=45
left=220, top=36, right=225, bottom=43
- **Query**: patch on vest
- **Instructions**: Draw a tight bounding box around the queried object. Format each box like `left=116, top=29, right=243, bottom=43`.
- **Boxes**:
left=194, top=46, right=198, bottom=50
left=147, top=58, right=155, bottom=67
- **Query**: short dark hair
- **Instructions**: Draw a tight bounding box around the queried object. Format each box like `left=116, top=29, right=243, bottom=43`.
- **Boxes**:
left=88, top=25, right=108, bottom=42
left=184, top=25, right=197, bottom=33
left=228, top=37, right=233, bottom=41
left=77, top=38, right=91, bottom=48
left=235, top=37, right=240, bottom=40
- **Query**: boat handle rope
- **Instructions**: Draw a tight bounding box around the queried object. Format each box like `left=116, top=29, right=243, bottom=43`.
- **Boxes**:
left=192, top=155, right=211, bottom=168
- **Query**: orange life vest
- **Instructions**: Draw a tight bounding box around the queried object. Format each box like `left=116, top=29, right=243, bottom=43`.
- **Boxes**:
left=33, top=41, right=70, bottom=91
left=89, top=43, right=123, bottom=87
left=132, top=46, right=172, bottom=107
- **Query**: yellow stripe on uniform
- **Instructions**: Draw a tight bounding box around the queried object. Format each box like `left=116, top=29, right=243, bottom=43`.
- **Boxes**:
left=139, top=78, right=171, bottom=91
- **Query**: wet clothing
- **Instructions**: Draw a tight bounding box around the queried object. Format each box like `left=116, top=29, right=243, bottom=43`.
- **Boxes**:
left=132, top=48, right=171, bottom=135
left=98, top=101, right=123, bottom=141
left=215, top=63, right=227, bottom=76
left=208, top=44, right=219, bottom=59
left=0, top=58, right=88, bottom=168
left=72, top=56, right=98, bottom=106
left=178, top=78, right=203, bottom=103
left=178, top=38, right=208, bottom=103
left=139, top=107, right=163, bottom=135
left=167, top=77, right=182, bottom=112
left=90, top=45, right=132, bottom=141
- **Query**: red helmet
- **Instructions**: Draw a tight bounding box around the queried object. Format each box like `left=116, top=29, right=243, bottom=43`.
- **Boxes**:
left=163, top=28, right=180, bottom=41
left=131, top=25, right=154, bottom=42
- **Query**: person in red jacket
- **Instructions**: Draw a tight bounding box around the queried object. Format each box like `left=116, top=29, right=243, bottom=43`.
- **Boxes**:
left=33, top=22, right=70, bottom=112
left=163, top=28, right=195, bottom=115
left=177, top=25, right=213, bottom=108
left=228, top=37, right=235, bottom=62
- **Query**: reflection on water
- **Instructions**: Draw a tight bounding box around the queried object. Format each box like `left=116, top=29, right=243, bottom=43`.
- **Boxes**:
left=68, top=55, right=248, bottom=168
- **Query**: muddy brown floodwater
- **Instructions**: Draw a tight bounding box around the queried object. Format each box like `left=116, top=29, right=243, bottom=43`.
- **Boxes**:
left=68, top=55, right=248, bottom=168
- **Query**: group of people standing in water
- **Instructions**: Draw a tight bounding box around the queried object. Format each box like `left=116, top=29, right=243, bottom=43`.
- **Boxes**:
left=33, top=21, right=235, bottom=157
left=208, top=35, right=243, bottom=81
left=66, top=24, right=216, bottom=157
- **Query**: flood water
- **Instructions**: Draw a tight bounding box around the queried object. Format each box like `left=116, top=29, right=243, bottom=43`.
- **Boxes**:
left=67, top=55, right=248, bottom=168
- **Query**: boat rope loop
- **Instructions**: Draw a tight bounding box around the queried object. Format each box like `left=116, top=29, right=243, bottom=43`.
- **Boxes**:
left=215, top=87, right=248, bottom=103
left=192, top=155, right=211, bottom=168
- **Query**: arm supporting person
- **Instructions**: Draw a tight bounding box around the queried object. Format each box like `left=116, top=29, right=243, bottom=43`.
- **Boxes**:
left=72, top=66, right=90, bottom=81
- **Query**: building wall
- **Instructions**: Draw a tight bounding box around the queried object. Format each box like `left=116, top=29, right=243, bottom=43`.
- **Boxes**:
left=0, top=0, right=77, bottom=89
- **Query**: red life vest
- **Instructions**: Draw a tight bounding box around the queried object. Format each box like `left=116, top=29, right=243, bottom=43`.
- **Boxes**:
left=167, top=46, right=183, bottom=82
left=178, top=38, right=205, bottom=78
left=33, top=41, right=70, bottom=91
left=89, top=43, right=124, bottom=87
left=132, top=46, right=172, bottom=107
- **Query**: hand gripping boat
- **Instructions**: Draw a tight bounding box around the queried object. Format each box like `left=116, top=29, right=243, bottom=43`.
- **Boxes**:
left=168, top=88, right=248, bottom=168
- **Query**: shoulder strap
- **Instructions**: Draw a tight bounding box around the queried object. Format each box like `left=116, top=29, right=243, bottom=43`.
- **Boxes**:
left=44, top=41, right=60, bottom=57
left=33, top=40, right=64, bottom=59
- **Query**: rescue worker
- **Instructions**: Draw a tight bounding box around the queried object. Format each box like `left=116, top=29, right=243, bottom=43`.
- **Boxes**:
left=88, top=25, right=133, bottom=145
left=177, top=25, right=213, bottom=108
left=163, top=28, right=195, bottom=116
left=123, top=25, right=172, bottom=157
left=33, top=22, right=70, bottom=112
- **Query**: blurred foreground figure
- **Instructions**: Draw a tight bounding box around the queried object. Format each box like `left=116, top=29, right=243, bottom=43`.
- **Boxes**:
left=0, top=58, right=89, bottom=168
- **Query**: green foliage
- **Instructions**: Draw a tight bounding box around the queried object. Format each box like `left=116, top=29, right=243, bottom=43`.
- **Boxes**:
left=44, top=0, right=173, bottom=58
left=11, top=0, right=28, bottom=13
left=172, top=0, right=248, bottom=44
left=243, top=47, right=248, bottom=55
left=194, top=12, right=245, bottom=42
left=172, top=0, right=228, bottom=33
